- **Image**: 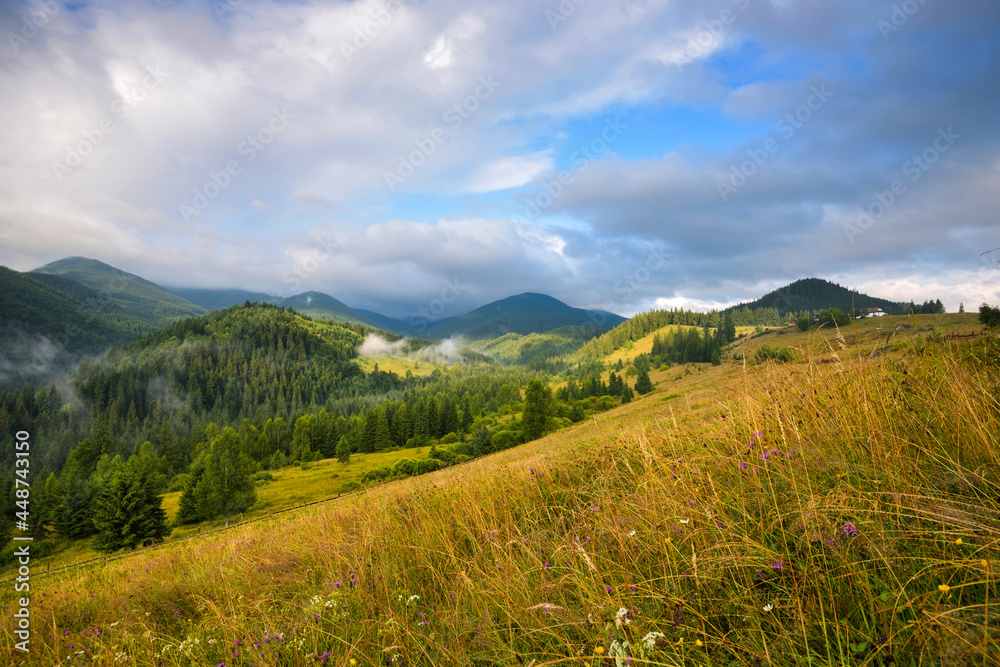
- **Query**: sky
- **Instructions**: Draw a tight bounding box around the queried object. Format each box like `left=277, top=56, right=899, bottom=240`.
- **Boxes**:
left=0, top=0, right=998, bottom=320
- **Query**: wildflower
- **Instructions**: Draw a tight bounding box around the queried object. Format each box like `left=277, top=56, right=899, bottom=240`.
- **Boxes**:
left=665, top=537, right=672, bottom=544
left=771, top=449, right=780, bottom=456
left=842, top=522, right=859, bottom=537
left=753, top=466, right=759, bottom=473
left=615, top=607, right=632, bottom=628
left=760, top=451, right=770, bottom=460
left=595, top=646, right=605, bottom=655
left=606, top=585, right=613, bottom=594
left=696, top=639, right=703, bottom=647
left=938, top=584, right=951, bottom=592
left=772, top=561, right=783, bottom=570
left=753, top=430, right=763, bottom=438
left=544, top=562, right=551, bottom=569
left=955, top=538, right=963, bottom=545
left=351, top=660, right=357, bottom=666
left=680, top=519, right=690, bottom=524
left=688, top=500, right=696, bottom=506
left=641, top=631, right=666, bottom=651
left=629, top=530, right=636, bottom=536
left=763, top=604, right=774, bottom=612
left=739, top=462, right=748, bottom=470
left=717, top=521, right=725, bottom=529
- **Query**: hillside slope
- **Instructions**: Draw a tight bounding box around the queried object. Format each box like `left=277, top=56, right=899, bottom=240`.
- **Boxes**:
left=726, top=277, right=907, bottom=315
left=0, top=266, right=149, bottom=388
left=425, top=292, right=626, bottom=339
left=2, top=326, right=996, bottom=665
left=32, top=257, right=205, bottom=327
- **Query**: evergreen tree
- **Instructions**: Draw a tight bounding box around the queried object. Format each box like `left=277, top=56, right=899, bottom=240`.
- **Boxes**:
left=722, top=311, right=736, bottom=343
left=54, top=449, right=97, bottom=539
left=620, top=385, right=634, bottom=404
left=472, top=425, right=493, bottom=456
left=980, top=303, right=1000, bottom=329
left=187, top=426, right=256, bottom=522
left=634, top=368, right=654, bottom=395
left=335, top=435, right=351, bottom=464
left=521, top=379, right=553, bottom=441
left=176, top=458, right=205, bottom=525
left=92, top=455, right=170, bottom=552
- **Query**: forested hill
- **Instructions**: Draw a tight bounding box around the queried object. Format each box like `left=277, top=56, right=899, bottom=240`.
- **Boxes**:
left=0, top=301, right=560, bottom=547
left=725, top=278, right=908, bottom=316
left=0, top=266, right=153, bottom=389
left=424, top=292, right=626, bottom=339
left=31, top=257, right=204, bottom=328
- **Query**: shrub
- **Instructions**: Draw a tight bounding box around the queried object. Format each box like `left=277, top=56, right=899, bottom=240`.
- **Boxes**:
left=754, top=344, right=796, bottom=363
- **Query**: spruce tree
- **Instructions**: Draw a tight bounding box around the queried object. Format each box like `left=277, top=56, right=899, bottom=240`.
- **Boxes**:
left=54, top=449, right=97, bottom=539
left=335, top=435, right=351, bottom=464
left=92, top=455, right=170, bottom=553
left=194, top=426, right=256, bottom=521
left=521, top=379, right=553, bottom=441
left=634, top=368, right=654, bottom=395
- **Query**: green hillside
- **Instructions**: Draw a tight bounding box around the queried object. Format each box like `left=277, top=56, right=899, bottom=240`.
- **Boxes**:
left=32, top=257, right=204, bottom=327
left=280, top=291, right=379, bottom=328
left=425, top=292, right=626, bottom=339
left=165, top=287, right=275, bottom=311
left=0, top=266, right=149, bottom=388
left=726, top=277, right=908, bottom=316
left=472, top=325, right=599, bottom=366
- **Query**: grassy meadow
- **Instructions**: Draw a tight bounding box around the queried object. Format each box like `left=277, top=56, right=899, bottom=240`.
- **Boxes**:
left=2, top=320, right=999, bottom=666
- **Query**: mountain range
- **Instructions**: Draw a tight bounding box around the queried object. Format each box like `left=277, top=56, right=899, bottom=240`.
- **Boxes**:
left=1, top=257, right=935, bottom=390
left=0, top=257, right=628, bottom=386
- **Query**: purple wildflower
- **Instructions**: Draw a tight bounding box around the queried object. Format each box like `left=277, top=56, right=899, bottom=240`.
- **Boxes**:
left=772, top=561, right=783, bottom=570
left=842, top=522, right=859, bottom=537
left=739, top=462, right=748, bottom=470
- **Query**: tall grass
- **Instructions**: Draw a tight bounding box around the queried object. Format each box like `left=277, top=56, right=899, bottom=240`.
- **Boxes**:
left=3, top=339, right=998, bottom=666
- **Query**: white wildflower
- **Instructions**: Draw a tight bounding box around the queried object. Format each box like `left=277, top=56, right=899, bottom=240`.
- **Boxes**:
left=680, top=519, right=690, bottom=524
left=642, top=631, right=666, bottom=651
left=763, top=603, right=774, bottom=612
left=615, top=607, right=632, bottom=628
left=608, top=640, right=631, bottom=667
left=628, top=530, right=636, bottom=537
left=407, top=594, right=420, bottom=606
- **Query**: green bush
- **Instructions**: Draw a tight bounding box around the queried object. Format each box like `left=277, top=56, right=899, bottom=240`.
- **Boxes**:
left=754, top=344, right=796, bottom=363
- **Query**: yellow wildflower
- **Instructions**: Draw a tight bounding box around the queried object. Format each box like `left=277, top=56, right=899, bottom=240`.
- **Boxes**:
left=595, top=646, right=604, bottom=655
left=938, top=584, right=951, bottom=592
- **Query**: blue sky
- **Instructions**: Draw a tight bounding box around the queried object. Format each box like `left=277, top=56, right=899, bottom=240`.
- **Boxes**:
left=0, top=0, right=998, bottom=319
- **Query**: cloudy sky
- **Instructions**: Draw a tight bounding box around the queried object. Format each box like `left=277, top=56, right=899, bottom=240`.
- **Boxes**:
left=0, top=0, right=998, bottom=319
